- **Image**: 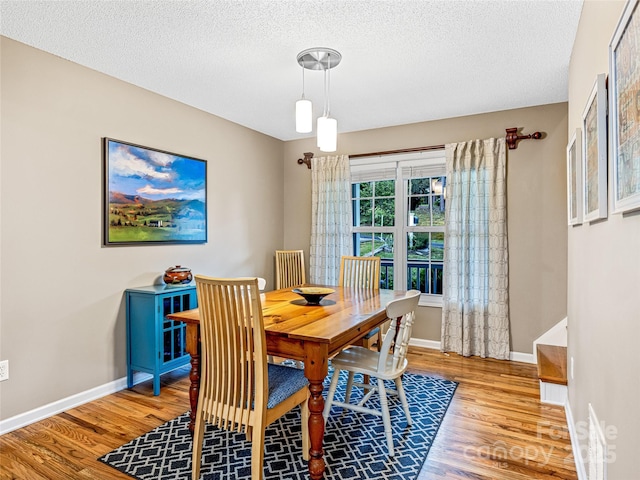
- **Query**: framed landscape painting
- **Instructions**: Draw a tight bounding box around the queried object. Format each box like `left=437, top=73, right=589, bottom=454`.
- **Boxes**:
left=582, top=74, right=608, bottom=222
left=609, top=0, right=640, bottom=214
left=103, top=138, right=207, bottom=245
left=567, top=128, right=583, bottom=225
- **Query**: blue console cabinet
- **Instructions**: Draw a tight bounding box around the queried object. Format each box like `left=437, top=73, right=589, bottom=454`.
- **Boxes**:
left=125, top=284, right=197, bottom=395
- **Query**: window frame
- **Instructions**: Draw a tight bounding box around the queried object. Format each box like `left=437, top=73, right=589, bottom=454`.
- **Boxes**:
left=350, top=150, right=446, bottom=307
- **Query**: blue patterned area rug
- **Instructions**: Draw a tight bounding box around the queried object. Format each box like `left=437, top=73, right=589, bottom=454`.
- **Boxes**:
left=99, top=371, right=457, bottom=480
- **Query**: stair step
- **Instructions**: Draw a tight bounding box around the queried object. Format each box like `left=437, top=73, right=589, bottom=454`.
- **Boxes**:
left=536, top=344, right=567, bottom=386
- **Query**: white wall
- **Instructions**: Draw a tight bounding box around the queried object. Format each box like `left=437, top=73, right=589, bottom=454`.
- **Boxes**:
left=567, top=1, right=640, bottom=478
left=0, top=37, right=284, bottom=420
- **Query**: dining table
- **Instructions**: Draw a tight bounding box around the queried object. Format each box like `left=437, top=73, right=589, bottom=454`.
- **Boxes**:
left=167, top=284, right=406, bottom=480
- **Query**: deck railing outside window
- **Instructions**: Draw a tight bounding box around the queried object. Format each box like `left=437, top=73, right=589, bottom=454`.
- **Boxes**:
left=380, top=260, right=442, bottom=295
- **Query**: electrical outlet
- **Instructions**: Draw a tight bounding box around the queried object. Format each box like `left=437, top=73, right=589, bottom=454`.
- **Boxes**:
left=0, top=360, right=9, bottom=381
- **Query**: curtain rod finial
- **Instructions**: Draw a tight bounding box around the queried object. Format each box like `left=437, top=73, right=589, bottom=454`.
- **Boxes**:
left=505, top=128, right=543, bottom=150
left=297, top=152, right=313, bottom=169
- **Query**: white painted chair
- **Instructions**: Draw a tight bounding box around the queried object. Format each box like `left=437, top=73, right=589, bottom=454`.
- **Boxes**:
left=322, top=289, right=421, bottom=457
left=257, top=277, right=267, bottom=303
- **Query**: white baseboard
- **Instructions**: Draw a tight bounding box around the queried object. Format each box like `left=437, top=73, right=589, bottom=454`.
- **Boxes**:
left=565, top=398, right=587, bottom=480
left=410, top=338, right=535, bottom=364
left=0, top=372, right=152, bottom=436
left=510, top=351, right=536, bottom=364
left=409, top=338, right=442, bottom=350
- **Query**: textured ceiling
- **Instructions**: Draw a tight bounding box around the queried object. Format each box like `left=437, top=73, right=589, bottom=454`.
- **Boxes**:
left=0, top=0, right=583, bottom=141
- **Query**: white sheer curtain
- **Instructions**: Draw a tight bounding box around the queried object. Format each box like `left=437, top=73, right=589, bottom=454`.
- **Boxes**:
left=441, top=138, right=510, bottom=360
left=309, top=155, right=353, bottom=285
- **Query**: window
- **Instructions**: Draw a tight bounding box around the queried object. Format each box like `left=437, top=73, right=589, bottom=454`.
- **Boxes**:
left=351, top=151, right=446, bottom=305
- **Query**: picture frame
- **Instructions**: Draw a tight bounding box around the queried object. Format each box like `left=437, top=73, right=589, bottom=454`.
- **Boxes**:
left=103, top=138, right=207, bottom=245
left=582, top=73, right=608, bottom=222
left=567, top=128, right=583, bottom=225
left=609, top=0, right=640, bottom=214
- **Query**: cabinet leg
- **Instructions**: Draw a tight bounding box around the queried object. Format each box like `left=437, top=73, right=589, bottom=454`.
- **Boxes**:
left=153, top=374, right=160, bottom=396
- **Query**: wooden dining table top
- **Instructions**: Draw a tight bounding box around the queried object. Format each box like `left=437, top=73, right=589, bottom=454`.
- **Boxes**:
left=171, top=285, right=407, bottom=357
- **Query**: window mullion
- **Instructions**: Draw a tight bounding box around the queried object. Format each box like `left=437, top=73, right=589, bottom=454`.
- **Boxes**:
left=395, top=166, right=406, bottom=290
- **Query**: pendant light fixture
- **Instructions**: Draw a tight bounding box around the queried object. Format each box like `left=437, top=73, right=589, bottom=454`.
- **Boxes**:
left=295, top=47, right=341, bottom=152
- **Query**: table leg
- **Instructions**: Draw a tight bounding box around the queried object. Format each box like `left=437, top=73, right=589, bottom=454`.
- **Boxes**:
left=304, top=342, right=329, bottom=480
left=184, top=323, right=200, bottom=434
left=187, top=353, right=200, bottom=433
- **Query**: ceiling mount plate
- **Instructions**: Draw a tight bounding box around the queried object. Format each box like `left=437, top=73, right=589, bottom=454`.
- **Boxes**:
left=297, top=47, right=342, bottom=70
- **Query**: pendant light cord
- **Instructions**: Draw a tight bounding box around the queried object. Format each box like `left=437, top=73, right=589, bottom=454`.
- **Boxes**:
left=322, top=53, right=331, bottom=117
left=322, top=63, right=327, bottom=117
left=326, top=53, right=331, bottom=117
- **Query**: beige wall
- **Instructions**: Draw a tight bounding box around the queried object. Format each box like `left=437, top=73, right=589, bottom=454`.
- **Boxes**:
left=283, top=103, right=569, bottom=353
left=567, top=1, right=640, bottom=477
left=0, top=37, right=284, bottom=420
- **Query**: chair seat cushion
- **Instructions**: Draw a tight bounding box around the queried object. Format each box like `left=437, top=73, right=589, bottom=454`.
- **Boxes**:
left=267, top=363, right=308, bottom=409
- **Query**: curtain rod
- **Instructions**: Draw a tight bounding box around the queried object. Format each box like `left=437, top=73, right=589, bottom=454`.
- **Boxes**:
left=297, top=127, right=542, bottom=168
left=349, top=144, right=445, bottom=159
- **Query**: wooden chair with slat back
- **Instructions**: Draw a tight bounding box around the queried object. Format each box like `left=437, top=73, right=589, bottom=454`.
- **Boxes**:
left=192, top=276, right=309, bottom=480
left=339, top=256, right=383, bottom=352
left=275, top=250, right=306, bottom=289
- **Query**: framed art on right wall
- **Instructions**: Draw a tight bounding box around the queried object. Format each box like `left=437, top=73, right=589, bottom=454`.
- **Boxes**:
left=567, top=128, right=583, bottom=225
left=582, top=73, right=608, bottom=222
left=609, top=0, right=640, bottom=214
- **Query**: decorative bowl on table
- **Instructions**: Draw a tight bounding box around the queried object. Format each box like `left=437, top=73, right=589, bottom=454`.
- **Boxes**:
left=163, top=265, right=193, bottom=285
left=292, top=287, right=335, bottom=305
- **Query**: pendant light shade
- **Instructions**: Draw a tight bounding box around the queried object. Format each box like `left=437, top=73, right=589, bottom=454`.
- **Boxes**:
left=317, top=116, right=337, bottom=152
left=295, top=47, right=341, bottom=151
left=295, top=98, right=313, bottom=133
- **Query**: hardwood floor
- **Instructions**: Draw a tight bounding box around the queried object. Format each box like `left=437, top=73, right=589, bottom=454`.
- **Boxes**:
left=408, top=348, right=577, bottom=480
left=0, top=347, right=577, bottom=479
